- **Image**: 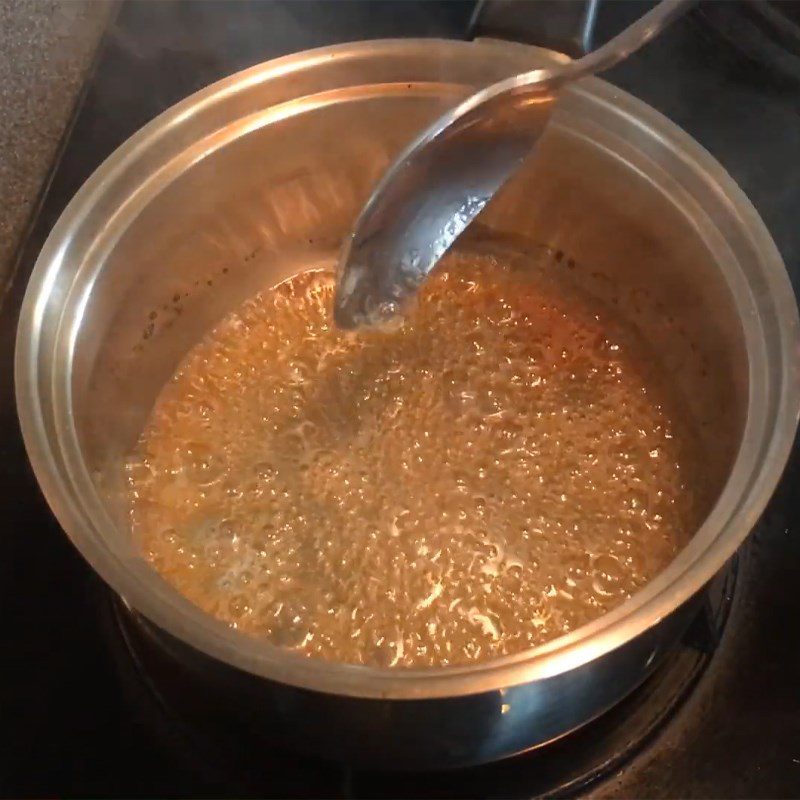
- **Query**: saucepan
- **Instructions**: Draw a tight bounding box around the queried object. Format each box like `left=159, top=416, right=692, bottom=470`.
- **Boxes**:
left=14, top=39, right=800, bottom=768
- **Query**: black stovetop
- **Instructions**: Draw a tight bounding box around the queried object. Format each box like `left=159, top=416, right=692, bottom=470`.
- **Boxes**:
left=2, top=2, right=800, bottom=797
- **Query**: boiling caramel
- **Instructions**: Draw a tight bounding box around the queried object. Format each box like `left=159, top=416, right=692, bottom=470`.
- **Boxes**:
left=127, top=252, right=707, bottom=667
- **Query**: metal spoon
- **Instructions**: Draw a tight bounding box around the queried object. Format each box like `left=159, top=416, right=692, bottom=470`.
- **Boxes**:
left=334, top=0, right=692, bottom=329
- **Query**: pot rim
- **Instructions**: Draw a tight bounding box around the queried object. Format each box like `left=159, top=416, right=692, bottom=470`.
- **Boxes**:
left=14, top=38, right=800, bottom=699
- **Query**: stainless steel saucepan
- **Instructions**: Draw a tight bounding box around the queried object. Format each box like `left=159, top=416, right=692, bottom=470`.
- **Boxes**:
left=14, top=39, right=800, bottom=768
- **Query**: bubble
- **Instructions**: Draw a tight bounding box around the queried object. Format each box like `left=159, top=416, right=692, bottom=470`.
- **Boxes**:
left=181, top=441, right=225, bottom=485
left=271, top=622, right=312, bottom=649
left=591, top=553, right=628, bottom=596
left=228, top=593, right=251, bottom=619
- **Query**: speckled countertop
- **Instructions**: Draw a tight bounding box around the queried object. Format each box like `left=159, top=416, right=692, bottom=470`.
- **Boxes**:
left=0, top=0, right=110, bottom=284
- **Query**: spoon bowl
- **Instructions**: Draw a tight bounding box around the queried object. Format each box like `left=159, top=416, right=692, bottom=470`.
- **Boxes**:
left=334, top=0, right=692, bottom=329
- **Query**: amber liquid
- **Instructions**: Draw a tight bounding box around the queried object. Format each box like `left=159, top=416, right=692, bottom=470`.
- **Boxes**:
left=127, top=253, right=708, bottom=667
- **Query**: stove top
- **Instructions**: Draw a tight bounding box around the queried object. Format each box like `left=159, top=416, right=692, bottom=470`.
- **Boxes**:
left=2, top=2, right=800, bottom=797
left=102, top=561, right=738, bottom=797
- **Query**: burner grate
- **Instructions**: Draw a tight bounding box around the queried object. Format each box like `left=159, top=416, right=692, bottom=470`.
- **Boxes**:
left=103, top=558, right=739, bottom=799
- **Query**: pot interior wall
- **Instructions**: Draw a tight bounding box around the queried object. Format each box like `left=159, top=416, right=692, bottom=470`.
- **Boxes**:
left=68, top=87, right=747, bottom=552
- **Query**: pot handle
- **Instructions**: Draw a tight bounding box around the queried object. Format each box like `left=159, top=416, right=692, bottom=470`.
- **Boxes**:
left=468, top=0, right=600, bottom=58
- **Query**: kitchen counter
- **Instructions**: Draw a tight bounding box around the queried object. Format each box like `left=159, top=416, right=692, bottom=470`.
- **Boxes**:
left=0, top=0, right=109, bottom=287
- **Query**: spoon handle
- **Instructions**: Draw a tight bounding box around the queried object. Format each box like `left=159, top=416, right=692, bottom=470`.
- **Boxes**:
left=565, top=0, right=694, bottom=81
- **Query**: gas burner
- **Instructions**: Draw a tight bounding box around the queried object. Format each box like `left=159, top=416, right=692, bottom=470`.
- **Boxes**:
left=103, top=559, right=739, bottom=798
